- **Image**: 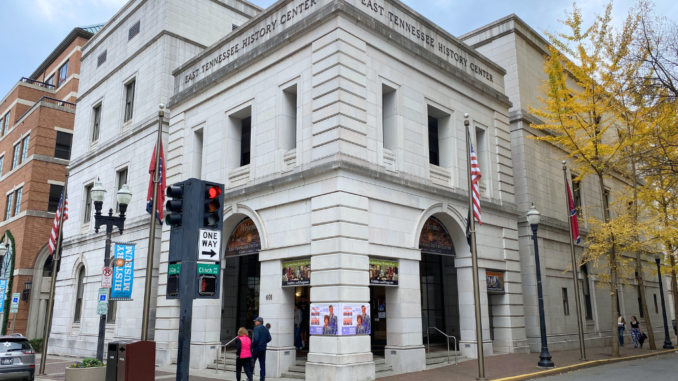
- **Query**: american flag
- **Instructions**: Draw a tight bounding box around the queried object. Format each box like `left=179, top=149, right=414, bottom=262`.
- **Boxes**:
left=466, top=133, right=482, bottom=246
left=48, top=192, right=69, bottom=255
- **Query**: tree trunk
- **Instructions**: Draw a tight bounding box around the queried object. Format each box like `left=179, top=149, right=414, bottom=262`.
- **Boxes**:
left=671, top=255, right=678, bottom=341
left=636, top=254, right=656, bottom=349
left=598, top=174, right=620, bottom=357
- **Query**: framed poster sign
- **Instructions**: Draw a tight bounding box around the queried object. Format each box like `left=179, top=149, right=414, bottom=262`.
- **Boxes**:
left=418, top=217, right=454, bottom=255
left=369, top=259, right=398, bottom=286
left=282, top=259, right=311, bottom=286
left=227, top=218, right=261, bottom=257
left=340, top=304, right=371, bottom=335
left=309, top=304, right=338, bottom=335
left=486, top=270, right=505, bottom=292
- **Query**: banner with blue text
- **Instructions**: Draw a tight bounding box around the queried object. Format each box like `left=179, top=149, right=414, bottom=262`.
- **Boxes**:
left=111, top=242, right=136, bottom=301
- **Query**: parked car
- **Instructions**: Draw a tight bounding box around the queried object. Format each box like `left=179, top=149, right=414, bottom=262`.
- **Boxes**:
left=0, top=334, right=35, bottom=380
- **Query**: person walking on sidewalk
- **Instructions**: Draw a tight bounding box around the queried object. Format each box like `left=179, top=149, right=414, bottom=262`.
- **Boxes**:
left=618, top=312, right=627, bottom=347
left=630, top=316, right=644, bottom=348
left=235, top=327, right=253, bottom=381
left=252, top=316, right=272, bottom=381
left=294, top=305, right=303, bottom=350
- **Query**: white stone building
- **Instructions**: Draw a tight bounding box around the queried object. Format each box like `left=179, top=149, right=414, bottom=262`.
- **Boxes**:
left=49, top=1, right=676, bottom=380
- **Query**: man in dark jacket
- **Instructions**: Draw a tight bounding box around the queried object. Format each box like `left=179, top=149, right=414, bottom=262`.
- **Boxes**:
left=252, top=316, right=272, bottom=381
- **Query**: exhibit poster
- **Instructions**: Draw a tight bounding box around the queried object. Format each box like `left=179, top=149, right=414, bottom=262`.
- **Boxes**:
left=309, top=304, right=339, bottom=335
left=282, top=259, right=311, bottom=286
left=418, top=216, right=454, bottom=255
left=369, top=259, right=398, bottom=286
left=340, top=304, right=371, bottom=335
left=486, top=270, right=505, bottom=292
left=227, top=218, right=261, bottom=256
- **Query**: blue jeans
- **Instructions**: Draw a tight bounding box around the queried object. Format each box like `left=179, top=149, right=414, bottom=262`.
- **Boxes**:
left=618, top=326, right=625, bottom=346
left=294, top=324, right=302, bottom=349
left=252, top=348, right=266, bottom=380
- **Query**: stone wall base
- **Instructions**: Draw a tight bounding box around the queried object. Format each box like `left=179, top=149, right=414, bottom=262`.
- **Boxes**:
left=306, top=360, right=375, bottom=381
left=384, top=345, right=425, bottom=374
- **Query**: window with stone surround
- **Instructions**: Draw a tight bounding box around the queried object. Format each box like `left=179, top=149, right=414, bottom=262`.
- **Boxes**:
left=11, top=142, right=20, bottom=170
left=227, top=106, right=252, bottom=170
left=241, top=117, right=251, bottom=166
left=115, top=168, right=128, bottom=213
left=83, top=184, right=93, bottom=224
left=427, top=105, right=453, bottom=169
left=1, top=112, right=10, bottom=136
left=58, top=61, right=69, bottom=88
left=581, top=265, right=593, bottom=320
left=475, top=126, right=488, bottom=187
left=48, top=184, right=64, bottom=213
left=637, top=285, right=644, bottom=318
left=124, top=80, right=136, bottom=122
left=281, top=84, right=298, bottom=150
left=562, top=288, right=570, bottom=315
left=92, top=105, right=102, bottom=142
left=20, top=135, right=29, bottom=163
left=13, top=188, right=22, bottom=217
left=4, top=193, right=13, bottom=221
left=74, top=266, right=85, bottom=323
left=0, top=156, right=4, bottom=176
left=382, top=84, right=397, bottom=150
left=192, top=129, right=204, bottom=178
left=55, top=132, right=72, bottom=160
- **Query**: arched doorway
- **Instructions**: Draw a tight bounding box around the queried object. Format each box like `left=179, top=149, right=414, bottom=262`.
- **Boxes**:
left=26, top=246, right=53, bottom=340
left=418, top=216, right=459, bottom=343
left=220, top=217, right=262, bottom=342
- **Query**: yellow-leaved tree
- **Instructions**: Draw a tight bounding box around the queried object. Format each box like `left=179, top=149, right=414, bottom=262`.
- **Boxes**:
left=528, top=2, right=639, bottom=356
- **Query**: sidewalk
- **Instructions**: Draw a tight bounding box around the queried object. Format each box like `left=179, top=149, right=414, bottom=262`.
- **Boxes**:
left=381, top=340, right=677, bottom=381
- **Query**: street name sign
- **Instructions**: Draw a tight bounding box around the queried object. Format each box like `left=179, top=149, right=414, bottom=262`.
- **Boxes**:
left=198, top=229, right=221, bottom=262
left=197, top=263, right=219, bottom=275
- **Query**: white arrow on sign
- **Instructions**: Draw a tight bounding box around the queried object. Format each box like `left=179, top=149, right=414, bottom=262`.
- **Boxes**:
left=198, top=229, right=221, bottom=262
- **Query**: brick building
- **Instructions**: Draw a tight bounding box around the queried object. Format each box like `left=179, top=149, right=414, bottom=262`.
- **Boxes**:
left=0, top=24, right=102, bottom=338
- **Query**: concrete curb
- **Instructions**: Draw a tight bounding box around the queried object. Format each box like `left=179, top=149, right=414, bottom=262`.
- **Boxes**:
left=492, top=349, right=677, bottom=381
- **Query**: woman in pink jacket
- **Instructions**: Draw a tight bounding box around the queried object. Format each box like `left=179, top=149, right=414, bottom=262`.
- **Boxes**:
left=235, top=327, right=253, bottom=381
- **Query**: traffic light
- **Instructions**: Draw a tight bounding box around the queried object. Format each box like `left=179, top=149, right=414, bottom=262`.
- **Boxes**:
left=202, top=183, right=223, bottom=228
left=198, top=274, right=217, bottom=296
left=165, top=185, right=184, bottom=226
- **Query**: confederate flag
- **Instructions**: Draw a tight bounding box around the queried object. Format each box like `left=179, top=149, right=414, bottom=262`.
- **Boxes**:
left=146, top=142, right=166, bottom=224
left=566, top=182, right=581, bottom=244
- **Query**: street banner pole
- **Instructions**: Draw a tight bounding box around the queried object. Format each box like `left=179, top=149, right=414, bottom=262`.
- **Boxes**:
left=141, top=104, right=164, bottom=341
left=39, top=169, right=68, bottom=375
left=562, top=162, right=587, bottom=360
left=465, top=115, right=487, bottom=380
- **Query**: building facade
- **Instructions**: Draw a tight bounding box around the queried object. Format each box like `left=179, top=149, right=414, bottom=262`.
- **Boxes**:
left=0, top=25, right=101, bottom=338
left=47, top=1, right=676, bottom=380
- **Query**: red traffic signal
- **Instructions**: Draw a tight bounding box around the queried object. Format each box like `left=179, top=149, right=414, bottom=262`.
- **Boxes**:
left=205, top=186, right=221, bottom=199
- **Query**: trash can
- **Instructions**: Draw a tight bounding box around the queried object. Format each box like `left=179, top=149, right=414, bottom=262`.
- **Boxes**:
left=106, top=341, right=126, bottom=381
left=117, top=340, right=155, bottom=381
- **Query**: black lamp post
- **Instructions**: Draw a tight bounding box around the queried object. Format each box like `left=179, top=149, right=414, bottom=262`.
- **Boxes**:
left=654, top=253, right=675, bottom=349
left=92, top=179, right=133, bottom=362
left=527, top=204, right=555, bottom=368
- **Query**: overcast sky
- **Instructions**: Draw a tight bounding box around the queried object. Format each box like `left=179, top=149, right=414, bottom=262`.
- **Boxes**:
left=1, top=0, right=675, bottom=94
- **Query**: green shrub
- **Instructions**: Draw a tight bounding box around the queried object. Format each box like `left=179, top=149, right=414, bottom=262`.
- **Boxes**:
left=29, top=339, right=43, bottom=353
left=68, top=357, right=105, bottom=368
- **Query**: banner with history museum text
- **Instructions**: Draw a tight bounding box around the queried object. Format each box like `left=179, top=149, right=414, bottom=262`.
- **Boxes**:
left=111, top=242, right=135, bottom=301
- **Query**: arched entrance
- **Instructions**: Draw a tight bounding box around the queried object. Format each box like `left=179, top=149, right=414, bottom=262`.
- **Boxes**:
left=418, top=216, right=460, bottom=343
left=26, top=246, right=53, bottom=340
left=220, top=217, right=262, bottom=341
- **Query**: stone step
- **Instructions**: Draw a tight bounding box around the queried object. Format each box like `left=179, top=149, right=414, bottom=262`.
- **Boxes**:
left=376, top=370, right=397, bottom=378
left=205, top=363, right=236, bottom=372
left=374, top=358, right=386, bottom=365
left=287, top=365, right=306, bottom=373
left=426, top=356, right=466, bottom=366
left=375, top=363, right=392, bottom=372
left=280, top=372, right=306, bottom=379
left=426, top=350, right=462, bottom=359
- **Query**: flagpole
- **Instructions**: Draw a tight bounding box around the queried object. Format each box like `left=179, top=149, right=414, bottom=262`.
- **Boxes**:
left=562, top=162, right=586, bottom=360
left=39, top=169, right=68, bottom=375
left=141, top=104, right=164, bottom=341
left=465, top=114, right=487, bottom=380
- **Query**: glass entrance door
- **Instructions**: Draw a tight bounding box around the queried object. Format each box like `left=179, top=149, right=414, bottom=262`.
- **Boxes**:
left=235, top=254, right=260, bottom=331
left=420, top=253, right=446, bottom=343
left=370, top=286, right=387, bottom=347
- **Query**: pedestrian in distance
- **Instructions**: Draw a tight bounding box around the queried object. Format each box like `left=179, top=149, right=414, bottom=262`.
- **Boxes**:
left=630, top=316, right=644, bottom=348
left=235, top=327, right=253, bottom=381
left=251, top=316, right=272, bottom=381
left=617, top=312, right=626, bottom=347
left=294, top=304, right=303, bottom=350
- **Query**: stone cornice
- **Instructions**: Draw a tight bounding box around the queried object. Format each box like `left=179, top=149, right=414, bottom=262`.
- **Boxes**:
left=169, top=0, right=512, bottom=109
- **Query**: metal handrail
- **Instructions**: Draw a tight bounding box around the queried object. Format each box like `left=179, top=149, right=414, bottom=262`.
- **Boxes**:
left=20, top=77, right=56, bottom=90
left=426, top=327, right=458, bottom=365
left=214, top=330, right=254, bottom=374
left=215, top=336, right=238, bottom=374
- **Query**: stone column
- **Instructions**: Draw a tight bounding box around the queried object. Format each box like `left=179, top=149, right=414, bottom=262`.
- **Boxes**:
left=306, top=192, right=375, bottom=381
left=258, top=258, right=296, bottom=378
left=384, top=258, right=426, bottom=373
left=457, top=262, right=493, bottom=359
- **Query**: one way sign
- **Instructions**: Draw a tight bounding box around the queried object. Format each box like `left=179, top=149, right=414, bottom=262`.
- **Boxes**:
left=198, top=229, right=221, bottom=262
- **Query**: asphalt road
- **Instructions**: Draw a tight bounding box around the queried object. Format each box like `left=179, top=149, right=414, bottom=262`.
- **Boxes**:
left=537, top=353, right=678, bottom=381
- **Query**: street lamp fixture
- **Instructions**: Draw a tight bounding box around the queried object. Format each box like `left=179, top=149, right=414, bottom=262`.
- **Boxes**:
left=22, top=280, right=32, bottom=302
left=92, top=181, right=133, bottom=361
left=654, top=253, right=675, bottom=349
left=528, top=204, right=554, bottom=368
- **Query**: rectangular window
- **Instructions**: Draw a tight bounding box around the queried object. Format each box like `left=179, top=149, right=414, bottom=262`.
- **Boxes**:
left=0, top=156, right=4, bottom=176
left=92, top=105, right=101, bottom=142
left=654, top=294, right=658, bottom=314
left=240, top=116, right=251, bottom=167
left=45, top=74, right=54, bottom=87
left=382, top=85, right=397, bottom=150
left=124, top=81, right=135, bottom=122
left=475, top=127, right=488, bottom=183
left=637, top=286, right=644, bottom=318
left=115, top=168, right=128, bottom=212
left=562, top=288, right=570, bottom=315
left=604, top=189, right=611, bottom=213
left=427, top=116, right=439, bottom=166
left=572, top=176, right=582, bottom=215
left=97, top=50, right=107, bottom=67
left=58, top=61, right=69, bottom=87
left=54, top=132, right=72, bottom=160
left=282, top=84, right=298, bottom=150
left=48, top=184, right=64, bottom=213
left=74, top=268, right=85, bottom=323
left=581, top=266, right=593, bottom=320
left=83, top=184, right=93, bottom=223
left=5, top=193, right=13, bottom=220
left=128, top=20, right=140, bottom=41
left=13, top=188, right=22, bottom=217
left=0, top=115, right=4, bottom=137
left=3, top=113, right=9, bottom=135
left=11, top=143, right=20, bottom=169
left=20, top=135, right=30, bottom=163
left=192, top=130, right=203, bottom=178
